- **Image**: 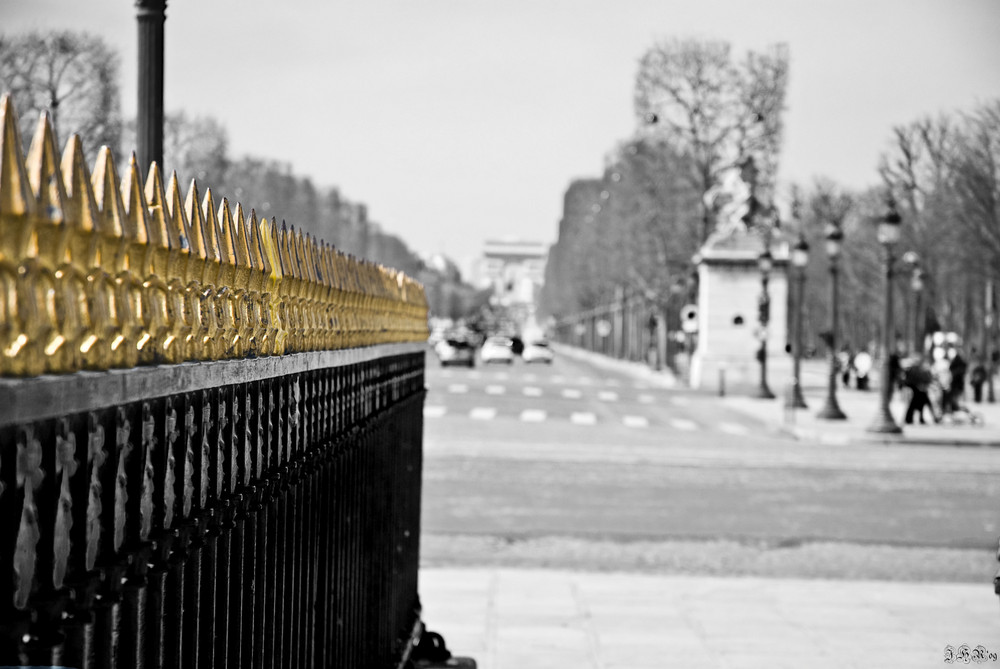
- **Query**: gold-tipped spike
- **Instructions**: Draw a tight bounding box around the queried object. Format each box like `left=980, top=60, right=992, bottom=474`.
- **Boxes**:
left=91, top=149, right=126, bottom=240
left=61, top=134, right=100, bottom=273
left=218, top=199, right=238, bottom=288
left=185, top=180, right=208, bottom=265
left=143, top=163, right=173, bottom=261
left=121, top=153, right=150, bottom=257
left=0, top=93, right=34, bottom=217
left=232, top=204, right=252, bottom=285
left=25, top=111, right=65, bottom=225
left=165, top=171, right=191, bottom=254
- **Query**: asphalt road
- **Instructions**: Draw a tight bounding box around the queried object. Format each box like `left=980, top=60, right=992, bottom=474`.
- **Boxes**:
left=419, top=348, right=1000, bottom=579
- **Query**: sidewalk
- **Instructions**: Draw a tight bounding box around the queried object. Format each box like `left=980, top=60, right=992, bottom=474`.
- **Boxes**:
left=420, top=567, right=999, bottom=669
left=724, top=361, right=1000, bottom=447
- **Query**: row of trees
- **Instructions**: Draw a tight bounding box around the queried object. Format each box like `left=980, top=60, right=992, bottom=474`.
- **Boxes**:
left=0, top=30, right=473, bottom=318
left=542, top=37, right=1000, bottom=360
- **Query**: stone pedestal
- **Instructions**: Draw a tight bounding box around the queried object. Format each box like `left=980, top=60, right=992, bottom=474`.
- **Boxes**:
left=689, top=230, right=792, bottom=394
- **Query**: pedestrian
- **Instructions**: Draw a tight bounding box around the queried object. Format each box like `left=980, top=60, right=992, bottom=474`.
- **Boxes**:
left=949, top=346, right=968, bottom=410
left=838, top=345, right=852, bottom=388
left=970, top=348, right=987, bottom=404
left=932, top=351, right=954, bottom=417
left=853, top=349, right=872, bottom=391
left=903, top=356, right=932, bottom=425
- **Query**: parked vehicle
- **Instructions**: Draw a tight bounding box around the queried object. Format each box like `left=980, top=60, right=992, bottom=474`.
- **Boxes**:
left=480, top=336, right=514, bottom=364
left=521, top=339, right=554, bottom=364
left=434, top=338, right=476, bottom=367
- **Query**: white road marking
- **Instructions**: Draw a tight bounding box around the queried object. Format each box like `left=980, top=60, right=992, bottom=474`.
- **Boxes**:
left=598, top=391, right=619, bottom=402
left=670, top=396, right=690, bottom=406
left=494, top=372, right=509, bottom=381
left=485, top=385, right=506, bottom=395
left=423, top=406, right=446, bottom=418
left=524, top=373, right=537, bottom=382
left=520, top=409, right=547, bottom=422
left=606, top=379, right=621, bottom=387
left=570, top=412, right=597, bottom=425
left=623, top=415, right=649, bottom=428
left=447, top=384, right=469, bottom=394
left=671, top=418, right=698, bottom=431
left=552, top=375, right=566, bottom=384
left=469, top=407, right=497, bottom=420
left=638, top=394, right=655, bottom=404
left=634, top=383, right=649, bottom=390
left=562, top=389, right=582, bottom=399
left=720, top=422, right=749, bottom=436
left=578, top=377, right=594, bottom=385
left=440, top=370, right=453, bottom=378
left=523, top=386, right=543, bottom=397
left=467, top=371, right=481, bottom=379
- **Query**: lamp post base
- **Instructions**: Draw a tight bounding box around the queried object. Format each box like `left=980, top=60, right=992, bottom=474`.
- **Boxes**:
left=784, top=383, right=808, bottom=409
left=753, top=384, right=776, bottom=400
left=816, top=397, right=847, bottom=420
left=866, top=408, right=902, bottom=434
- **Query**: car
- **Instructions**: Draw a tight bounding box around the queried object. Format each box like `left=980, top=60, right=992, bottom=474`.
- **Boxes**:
left=521, top=339, right=554, bottom=364
left=480, top=336, right=514, bottom=364
left=434, top=338, right=476, bottom=367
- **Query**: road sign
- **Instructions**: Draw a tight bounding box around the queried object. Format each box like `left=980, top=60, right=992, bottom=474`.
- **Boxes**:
left=681, top=304, right=698, bottom=333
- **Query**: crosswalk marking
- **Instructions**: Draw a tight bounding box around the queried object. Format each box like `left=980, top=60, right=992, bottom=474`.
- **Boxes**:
left=469, top=407, right=497, bottom=420
left=606, top=379, right=621, bottom=387
left=447, top=383, right=469, bottom=394
left=523, top=386, right=543, bottom=397
left=468, top=371, right=481, bottom=379
left=423, top=406, right=446, bottom=418
left=520, top=409, right=547, bottom=422
left=494, top=372, right=509, bottom=381
left=485, top=385, right=506, bottom=395
left=638, top=394, right=655, bottom=404
left=578, top=377, right=594, bottom=385
left=720, top=422, right=748, bottom=436
left=671, top=418, right=698, bottom=431
left=670, top=396, right=690, bottom=406
left=562, top=389, right=582, bottom=399
left=597, top=391, right=619, bottom=402
left=552, top=375, right=566, bottom=384
left=570, top=412, right=597, bottom=425
left=524, top=373, right=538, bottom=382
left=622, top=415, right=649, bottom=428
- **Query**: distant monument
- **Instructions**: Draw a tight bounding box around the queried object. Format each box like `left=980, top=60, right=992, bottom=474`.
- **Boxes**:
left=689, top=158, right=790, bottom=392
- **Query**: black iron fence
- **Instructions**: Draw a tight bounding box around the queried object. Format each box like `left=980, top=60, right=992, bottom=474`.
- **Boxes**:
left=0, top=97, right=436, bottom=668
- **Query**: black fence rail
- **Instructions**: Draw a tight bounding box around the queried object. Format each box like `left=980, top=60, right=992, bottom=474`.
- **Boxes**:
left=0, top=345, right=427, bottom=669
left=0, top=97, right=442, bottom=668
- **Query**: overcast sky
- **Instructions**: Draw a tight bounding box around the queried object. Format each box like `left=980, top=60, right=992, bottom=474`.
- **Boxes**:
left=5, top=0, right=1000, bottom=268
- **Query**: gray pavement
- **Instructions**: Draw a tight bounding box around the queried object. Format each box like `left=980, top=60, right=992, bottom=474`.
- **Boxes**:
left=420, top=567, right=999, bottom=669
left=419, top=345, right=1000, bottom=668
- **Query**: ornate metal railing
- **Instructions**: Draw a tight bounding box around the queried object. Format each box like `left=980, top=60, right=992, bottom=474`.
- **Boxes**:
left=0, top=95, right=435, bottom=669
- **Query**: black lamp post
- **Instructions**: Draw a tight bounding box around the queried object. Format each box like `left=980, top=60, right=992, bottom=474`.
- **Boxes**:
left=787, top=232, right=810, bottom=408
left=817, top=222, right=847, bottom=419
left=901, top=251, right=922, bottom=354
left=754, top=247, right=776, bottom=399
left=912, top=268, right=925, bottom=355
left=867, top=195, right=903, bottom=434
left=136, top=0, right=167, bottom=173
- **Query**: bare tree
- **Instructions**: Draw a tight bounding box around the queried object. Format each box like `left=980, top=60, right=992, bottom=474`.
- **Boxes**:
left=0, top=30, right=121, bottom=157
left=633, top=38, right=789, bottom=243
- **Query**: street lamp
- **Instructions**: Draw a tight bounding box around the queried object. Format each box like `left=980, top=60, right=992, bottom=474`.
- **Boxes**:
left=136, top=0, right=168, bottom=172
left=787, top=232, right=809, bottom=408
left=867, top=194, right=903, bottom=434
left=905, top=254, right=925, bottom=355
left=817, top=222, right=847, bottom=419
left=754, top=246, right=776, bottom=399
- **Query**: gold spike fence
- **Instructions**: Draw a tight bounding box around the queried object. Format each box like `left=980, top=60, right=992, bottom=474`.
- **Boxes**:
left=0, top=95, right=429, bottom=377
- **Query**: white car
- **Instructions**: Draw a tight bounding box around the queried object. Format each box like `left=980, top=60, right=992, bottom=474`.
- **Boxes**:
left=521, top=340, right=554, bottom=364
left=480, top=336, right=514, bottom=364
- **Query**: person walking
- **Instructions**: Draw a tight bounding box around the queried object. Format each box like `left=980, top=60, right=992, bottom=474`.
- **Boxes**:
left=903, top=356, right=932, bottom=425
left=970, top=348, right=987, bottom=403
left=949, top=346, right=968, bottom=412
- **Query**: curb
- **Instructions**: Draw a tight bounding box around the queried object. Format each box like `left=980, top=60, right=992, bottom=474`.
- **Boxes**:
left=779, top=424, right=1000, bottom=448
